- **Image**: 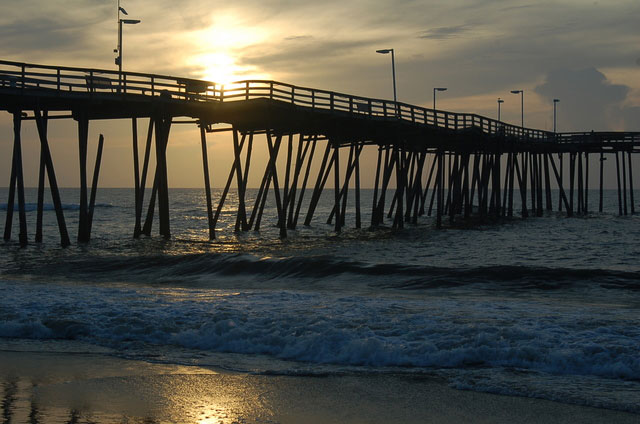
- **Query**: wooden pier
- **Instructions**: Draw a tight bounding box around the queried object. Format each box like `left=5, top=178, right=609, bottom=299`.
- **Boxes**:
left=1, top=60, right=638, bottom=246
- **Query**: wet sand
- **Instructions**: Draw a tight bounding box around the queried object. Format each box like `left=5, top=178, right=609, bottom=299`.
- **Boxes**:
left=0, top=348, right=638, bottom=424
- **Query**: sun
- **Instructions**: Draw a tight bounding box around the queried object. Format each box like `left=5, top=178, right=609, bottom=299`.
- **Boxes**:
left=187, top=14, right=271, bottom=85
left=191, top=52, right=237, bottom=85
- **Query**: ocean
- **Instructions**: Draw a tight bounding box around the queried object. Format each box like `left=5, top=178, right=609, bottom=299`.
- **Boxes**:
left=1, top=187, right=639, bottom=419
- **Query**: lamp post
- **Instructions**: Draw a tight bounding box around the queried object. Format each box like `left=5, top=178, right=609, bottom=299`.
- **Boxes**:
left=376, top=49, right=397, bottom=115
left=510, top=89, right=524, bottom=128
left=553, top=98, right=560, bottom=133
left=115, top=2, right=140, bottom=90
left=497, top=98, right=504, bottom=121
left=433, top=87, right=447, bottom=109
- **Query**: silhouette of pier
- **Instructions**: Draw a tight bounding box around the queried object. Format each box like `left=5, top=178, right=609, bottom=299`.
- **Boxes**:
left=1, top=60, right=638, bottom=246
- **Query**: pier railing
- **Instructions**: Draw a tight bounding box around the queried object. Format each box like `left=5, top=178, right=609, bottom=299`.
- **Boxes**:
left=0, top=59, right=555, bottom=141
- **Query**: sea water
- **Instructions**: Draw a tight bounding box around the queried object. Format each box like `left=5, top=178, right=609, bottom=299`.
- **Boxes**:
left=0, top=187, right=639, bottom=414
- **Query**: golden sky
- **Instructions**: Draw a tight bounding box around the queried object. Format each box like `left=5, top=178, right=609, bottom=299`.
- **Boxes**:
left=0, top=0, right=639, bottom=187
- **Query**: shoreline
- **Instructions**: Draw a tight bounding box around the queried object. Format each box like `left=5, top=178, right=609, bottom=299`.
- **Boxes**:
left=1, top=346, right=638, bottom=424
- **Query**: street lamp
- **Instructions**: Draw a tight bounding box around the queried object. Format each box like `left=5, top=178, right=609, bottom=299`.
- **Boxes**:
left=376, top=49, right=397, bottom=115
left=115, top=2, right=140, bottom=89
left=497, top=98, right=504, bottom=121
left=553, top=98, right=560, bottom=133
left=510, top=90, right=524, bottom=128
left=433, top=87, right=447, bottom=109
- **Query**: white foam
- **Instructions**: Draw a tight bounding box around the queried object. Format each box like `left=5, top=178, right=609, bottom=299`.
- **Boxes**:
left=1, top=280, right=638, bottom=382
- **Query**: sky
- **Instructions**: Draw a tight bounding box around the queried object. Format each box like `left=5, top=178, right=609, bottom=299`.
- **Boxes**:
left=0, top=0, right=639, bottom=188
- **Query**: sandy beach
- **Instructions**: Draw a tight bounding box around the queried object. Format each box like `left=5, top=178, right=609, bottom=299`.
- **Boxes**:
left=1, top=343, right=638, bottom=424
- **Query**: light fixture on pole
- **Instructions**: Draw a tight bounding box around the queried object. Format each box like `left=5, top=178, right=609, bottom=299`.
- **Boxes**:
left=115, top=1, right=140, bottom=90
left=433, top=87, right=447, bottom=110
left=510, top=90, right=524, bottom=128
left=553, top=98, right=560, bottom=133
left=376, top=48, right=397, bottom=115
left=497, top=98, right=504, bottom=121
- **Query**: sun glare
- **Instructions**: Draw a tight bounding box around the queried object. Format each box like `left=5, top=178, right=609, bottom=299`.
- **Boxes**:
left=192, top=52, right=236, bottom=85
left=188, top=14, right=271, bottom=85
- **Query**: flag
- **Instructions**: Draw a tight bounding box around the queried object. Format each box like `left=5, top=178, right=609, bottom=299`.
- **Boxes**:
left=119, top=7, right=128, bottom=15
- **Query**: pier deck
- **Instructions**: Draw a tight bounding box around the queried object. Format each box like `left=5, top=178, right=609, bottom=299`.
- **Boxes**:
left=1, top=60, right=638, bottom=246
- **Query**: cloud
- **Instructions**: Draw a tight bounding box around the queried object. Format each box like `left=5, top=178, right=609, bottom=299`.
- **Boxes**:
left=284, top=35, right=313, bottom=41
left=418, top=25, right=471, bottom=40
left=534, top=68, right=636, bottom=131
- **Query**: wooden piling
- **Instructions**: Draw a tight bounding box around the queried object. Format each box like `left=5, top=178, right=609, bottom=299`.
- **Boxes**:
left=513, top=153, right=527, bottom=218
left=237, top=131, right=254, bottom=231
left=558, top=153, right=563, bottom=211
left=502, top=153, right=511, bottom=217
left=132, top=118, right=141, bottom=237
left=577, top=152, right=583, bottom=215
left=212, top=132, right=247, bottom=231
left=468, top=154, right=480, bottom=210
left=154, top=115, right=172, bottom=238
left=548, top=153, right=572, bottom=216
left=420, top=154, right=437, bottom=216
left=3, top=112, right=28, bottom=246
left=436, top=151, right=444, bottom=228
left=544, top=152, right=552, bottom=211
left=615, top=151, right=623, bottom=216
left=248, top=151, right=271, bottom=230
left=142, top=176, right=158, bottom=236
left=520, top=153, right=529, bottom=217
left=287, top=134, right=310, bottom=229
left=87, top=134, right=104, bottom=236
left=304, top=141, right=333, bottom=226
left=374, top=147, right=395, bottom=225
left=495, top=152, right=502, bottom=217
left=371, top=146, right=383, bottom=226
left=34, top=109, right=70, bottom=247
left=569, top=152, right=575, bottom=216
left=508, top=150, right=515, bottom=217
left=622, top=149, right=628, bottom=215
left=280, top=134, right=293, bottom=231
left=393, top=148, right=405, bottom=229
left=410, top=152, right=427, bottom=224
left=77, top=114, right=90, bottom=242
left=266, top=133, right=286, bottom=238
left=529, top=153, right=536, bottom=215
left=536, top=154, right=543, bottom=216
left=135, top=118, right=154, bottom=238
left=355, top=143, right=362, bottom=228
left=232, top=129, right=249, bottom=231
left=584, top=153, right=589, bottom=214
left=628, top=151, right=635, bottom=214
left=35, top=147, right=45, bottom=243
left=255, top=134, right=283, bottom=231
left=292, top=136, right=317, bottom=229
left=200, top=126, right=215, bottom=239
left=333, top=144, right=341, bottom=233
left=599, top=152, right=604, bottom=213
left=3, top=116, right=17, bottom=242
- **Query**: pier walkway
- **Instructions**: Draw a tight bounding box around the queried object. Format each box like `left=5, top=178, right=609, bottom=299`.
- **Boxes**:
left=1, top=60, right=638, bottom=246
